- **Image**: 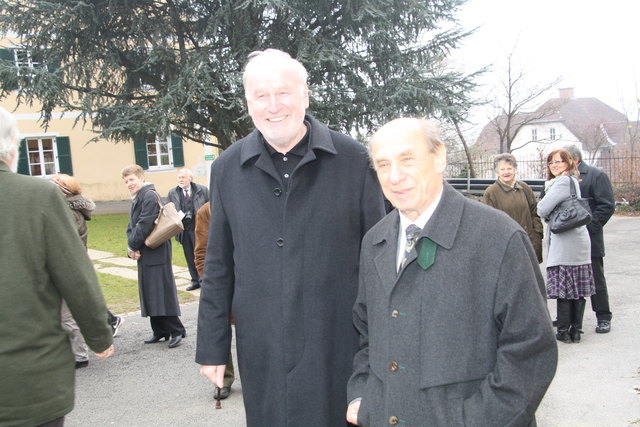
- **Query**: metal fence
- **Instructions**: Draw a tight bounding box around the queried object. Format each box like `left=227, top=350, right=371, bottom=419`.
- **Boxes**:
left=446, top=153, right=640, bottom=204
left=447, top=153, right=640, bottom=187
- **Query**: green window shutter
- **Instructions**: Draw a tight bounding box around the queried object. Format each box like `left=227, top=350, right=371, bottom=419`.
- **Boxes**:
left=56, top=136, right=73, bottom=175
left=17, top=139, right=29, bottom=175
left=171, top=134, right=184, bottom=167
left=0, top=48, right=19, bottom=91
left=134, top=134, right=149, bottom=169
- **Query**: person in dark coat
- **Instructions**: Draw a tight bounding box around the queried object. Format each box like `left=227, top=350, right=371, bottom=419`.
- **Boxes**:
left=195, top=49, right=386, bottom=426
left=0, top=107, right=114, bottom=427
left=167, top=168, right=209, bottom=291
left=122, top=165, right=186, bottom=348
left=347, top=118, right=557, bottom=426
left=564, top=144, right=616, bottom=333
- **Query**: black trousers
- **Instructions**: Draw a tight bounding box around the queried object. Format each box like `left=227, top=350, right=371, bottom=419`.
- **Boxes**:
left=181, top=226, right=199, bottom=284
left=150, top=316, right=186, bottom=338
left=590, top=256, right=612, bottom=321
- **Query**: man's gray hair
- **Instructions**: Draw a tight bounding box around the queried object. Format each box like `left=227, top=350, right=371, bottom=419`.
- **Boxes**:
left=179, top=168, right=193, bottom=180
left=0, top=107, right=20, bottom=162
left=563, top=144, right=583, bottom=162
left=242, top=49, right=308, bottom=89
left=493, top=153, right=517, bottom=171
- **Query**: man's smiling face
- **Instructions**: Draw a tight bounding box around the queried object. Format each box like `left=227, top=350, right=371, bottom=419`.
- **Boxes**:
left=245, top=62, right=309, bottom=153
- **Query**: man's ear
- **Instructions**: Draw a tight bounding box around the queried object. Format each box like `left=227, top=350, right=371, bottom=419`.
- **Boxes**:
left=434, top=144, right=447, bottom=174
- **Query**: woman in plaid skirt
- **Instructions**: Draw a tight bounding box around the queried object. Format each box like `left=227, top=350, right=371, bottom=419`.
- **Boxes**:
left=538, top=149, right=595, bottom=343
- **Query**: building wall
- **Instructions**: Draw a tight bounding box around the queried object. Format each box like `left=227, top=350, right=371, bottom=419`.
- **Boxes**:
left=2, top=93, right=214, bottom=201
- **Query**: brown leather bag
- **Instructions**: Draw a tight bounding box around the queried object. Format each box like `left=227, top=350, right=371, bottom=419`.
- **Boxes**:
left=144, top=191, right=184, bottom=249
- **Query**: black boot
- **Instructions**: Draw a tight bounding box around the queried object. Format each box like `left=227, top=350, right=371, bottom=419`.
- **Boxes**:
left=556, top=299, right=572, bottom=344
left=569, top=298, right=586, bottom=343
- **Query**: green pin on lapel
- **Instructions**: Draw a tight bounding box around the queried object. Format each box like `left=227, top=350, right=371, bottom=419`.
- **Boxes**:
left=417, top=237, right=437, bottom=270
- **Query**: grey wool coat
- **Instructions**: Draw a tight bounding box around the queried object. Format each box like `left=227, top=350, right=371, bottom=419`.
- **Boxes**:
left=0, top=162, right=112, bottom=427
left=348, top=182, right=558, bottom=427
left=126, top=183, right=181, bottom=317
left=195, top=115, right=386, bottom=426
left=537, top=176, right=591, bottom=268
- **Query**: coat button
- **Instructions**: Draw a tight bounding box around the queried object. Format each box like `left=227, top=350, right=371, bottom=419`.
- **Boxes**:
left=388, top=416, right=399, bottom=425
left=276, top=238, right=284, bottom=247
left=389, top=361, right=398, bottom=372
left=273, top=188, right=282, bottom=197
left=391, top=309, right=399, bottom=318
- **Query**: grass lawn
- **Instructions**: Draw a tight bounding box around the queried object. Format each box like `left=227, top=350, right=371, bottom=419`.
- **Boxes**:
left=87, top=213, right=187, bottom=267
left=96, top=271, right=197, bottom=314
left=88, top=214, right=196, bottom=314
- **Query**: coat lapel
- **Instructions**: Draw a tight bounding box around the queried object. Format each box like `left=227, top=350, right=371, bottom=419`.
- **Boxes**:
left=371, top=211, right=402, bottom=296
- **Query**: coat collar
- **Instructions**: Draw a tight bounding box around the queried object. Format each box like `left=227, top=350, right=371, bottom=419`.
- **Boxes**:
left=369, top=182, right=465, bottom=293
left=370, top=182, right=464, bottom=251
left=495, top=178, right=523, bottom=193
left=238, top=115, right=338, bottom=180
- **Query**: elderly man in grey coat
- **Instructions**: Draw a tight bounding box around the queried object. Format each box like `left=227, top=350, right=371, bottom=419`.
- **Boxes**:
left=347, top=118, right=557, bottom=426
left=196, top=49, right=385, bottom=425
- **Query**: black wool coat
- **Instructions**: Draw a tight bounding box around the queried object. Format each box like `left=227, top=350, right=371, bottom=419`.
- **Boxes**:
left=196, top=115, right=385, bottom=426
left=577, top=162, right=615, bottom=257
left=126, top=184, right=181, bottom=317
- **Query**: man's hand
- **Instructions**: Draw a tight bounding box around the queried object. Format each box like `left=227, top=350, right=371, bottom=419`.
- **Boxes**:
left=95, top=344, right=115, bottom=358
left=199, top=364, right=227, bottom=388
left=127, top=249, right=141, bottom=260
left=346, top=400, right=361, bottom=425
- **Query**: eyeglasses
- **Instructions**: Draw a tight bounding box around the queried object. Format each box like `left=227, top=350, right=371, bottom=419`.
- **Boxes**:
left=547, top=160, right=565, bottom=166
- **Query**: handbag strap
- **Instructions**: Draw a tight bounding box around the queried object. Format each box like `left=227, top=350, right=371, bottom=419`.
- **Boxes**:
left=568, top=176, right=578, bottom=199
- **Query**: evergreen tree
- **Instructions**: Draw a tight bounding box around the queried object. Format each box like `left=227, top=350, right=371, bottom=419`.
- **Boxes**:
left=0, top=0, right=477, bottom=149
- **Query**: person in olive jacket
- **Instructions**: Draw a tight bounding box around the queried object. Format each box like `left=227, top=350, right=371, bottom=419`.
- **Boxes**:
left=483, top=153, right=544, bottom=263
left=0, top=107, right=114, bottom=427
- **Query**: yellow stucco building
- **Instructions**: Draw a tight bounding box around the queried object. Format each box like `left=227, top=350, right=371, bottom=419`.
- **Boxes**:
left=1, top=41, right=216, bottom=201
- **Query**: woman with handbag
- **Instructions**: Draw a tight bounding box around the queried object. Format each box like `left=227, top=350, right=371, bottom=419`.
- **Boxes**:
left=122, top=165, right=186, bottom=348
left=483, top=153, right=544, bottom=263
left=537, top=149, right=595, bottom=344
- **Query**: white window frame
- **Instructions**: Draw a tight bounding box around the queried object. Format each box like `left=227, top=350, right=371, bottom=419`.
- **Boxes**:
left=24, top=135, right=59, bottom=177
left=531, top=128, right=537, bottom=141
left=549, top=128, right=556, bottom=140
left=146, top=134, right=174, bottom=171
left=12, top=48, right=41, bottom=77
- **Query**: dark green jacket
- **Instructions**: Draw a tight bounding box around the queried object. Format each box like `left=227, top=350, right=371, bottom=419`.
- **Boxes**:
left=0, top=162, right=113, bottom=427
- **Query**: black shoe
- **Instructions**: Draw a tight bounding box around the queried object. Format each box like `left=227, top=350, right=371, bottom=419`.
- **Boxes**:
left=569, top=325, right=583, bottom=343
left=168, top=334, right=184, bottom=348
left=144, top=335, right=169, bottom=344
left=186, top=282, right=201, bottom=291
left=214, top=386, right=231, bottom=400
left=75, top=360, right=89, bottom=369
left=111, top=316, right=124, bottom=337
left=595, top=320, right=611, bottom=334
left=556, top=329, right=572, bottom=344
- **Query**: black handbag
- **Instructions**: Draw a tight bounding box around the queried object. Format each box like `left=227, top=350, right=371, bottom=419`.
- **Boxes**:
left=549, top=177, right=592, bottom=234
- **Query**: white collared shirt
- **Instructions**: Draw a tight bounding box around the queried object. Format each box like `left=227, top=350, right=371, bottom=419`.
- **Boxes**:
left=396, top=188, right=443, bottom=271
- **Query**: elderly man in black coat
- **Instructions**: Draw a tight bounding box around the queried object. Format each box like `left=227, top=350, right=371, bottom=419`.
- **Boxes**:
left=195, top=49, right=385, bottom=425
left=167, top=168, right=209, bottom=291
left=564, top=144, right=616, bottom=333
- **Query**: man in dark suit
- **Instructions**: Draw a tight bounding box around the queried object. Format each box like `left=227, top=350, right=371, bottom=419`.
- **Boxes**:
left=167, top=168, right=209, bottom=291
left=196, top=49, right=385, bottom=426
left=347, top=118, right=557, bottom=426
left=564, top=144, right=616, bottom=333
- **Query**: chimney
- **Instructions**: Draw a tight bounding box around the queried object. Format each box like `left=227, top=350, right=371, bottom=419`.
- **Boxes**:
left=558, top=88, right=574, bottom=99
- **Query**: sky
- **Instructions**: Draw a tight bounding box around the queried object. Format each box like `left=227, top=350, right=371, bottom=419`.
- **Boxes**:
left=451, top=0, right=640, bottom=136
